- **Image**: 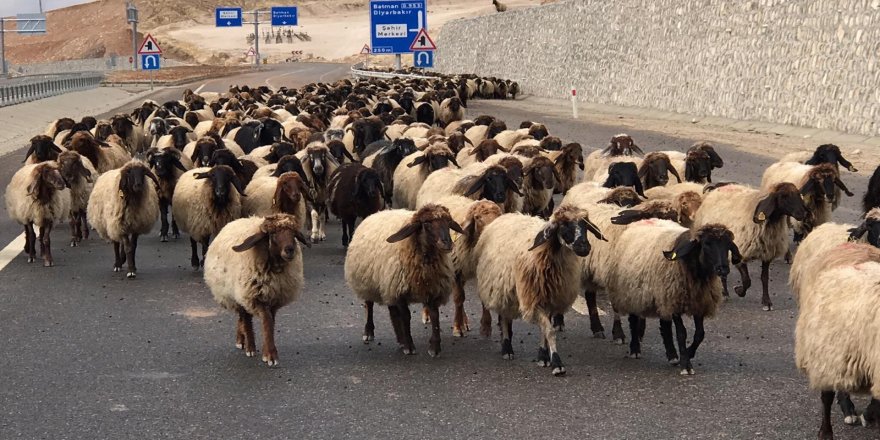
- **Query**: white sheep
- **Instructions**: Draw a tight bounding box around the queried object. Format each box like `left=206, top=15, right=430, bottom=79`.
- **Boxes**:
left=582, top=134, right=643, bottom=181
left=172, top=166, right=245, bottom=269
left=242, top=172, right=310, bottom=221
left=87, top=160, right=160, bottom=278
left=4, top=161, right=71, bottom=266
left=392, top=143, right=458, bottom=210
left=204, top=214, right=310, bottom=366
left=692, top=182, right=808, bottom=310
left=794, top=243, right=880, bottom=439
left=345, top=204, right=464, bottom=357
left=67, top=131, right=131, bottom=174
left=475, top=206, right=605, bottom=375
left=56, top=151, right=96, bottom=247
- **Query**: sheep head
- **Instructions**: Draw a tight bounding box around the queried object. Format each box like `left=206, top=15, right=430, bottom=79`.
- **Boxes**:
left=598, top=187, right=642, bottom=207
left=232, top=213, right=310, bottom=263
left=528, top=123, right=549, bottom=141
left=193, top=165, right=245, bottom=208
left=602, top=134, right=643, bottom=157
left=407, top=145, right=457, bottom=171
left=556, top=143, right=584, bottom=170
left=168, top=126, right=192, bottom=150
left=848, top=208, right=880, bottom=247
left=461, top=200, right=503, bottom=246
left=57, top=151, right=93, bottom=185
left=274, top=172, right=312, bottom=214
left=800, top=163, right=852, bottom=204
left=538, top=136, right=562, bottom=151
left=529, top=205, right=605, bottom=257
left=471, top=139, right=505, bottom=162
left=264, top=141, right=297, bottom=163
left=272, top=154, right=311, bottom=187
left=326, top=140, right=356, bottom=164
left=664, top=224, right=741, bottom=280
left=603, top=161, right=645, bottom=197
left=690, top=142, right=724, bottom=169
left=754, top=182, right=809, bottom=224
left=805, top=143, right=856, bottom=172
left=497, top=156, right=524, bottom=188
left=674, top=191, right=703, bottom=227
left=192, top=138, right=220, bottom=167
left=386, top=204, right=464, bottom=253
left=639, top=152, right=681, bottom=189
left=118, top=162, right=159, bottom=200
left=353, top=166, right=384, bottom=203
left=611, top=200, right=679, bottom=225
left=24, top=135, right=62, bottom=164
left=146, top=148, right=187, bottom=179
left=28, top=162, right=66, bottom=202
left=524, top=156, right=557, bottom=191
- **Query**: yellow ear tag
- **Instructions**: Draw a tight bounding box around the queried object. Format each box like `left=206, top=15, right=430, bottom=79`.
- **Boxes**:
left=669, top=252, right=677, bottom=260
left=757, top=212, right=766, bottom=221
left=451, top=231, right=461, bottom=242
left=118, top=190, right=125, bottom=199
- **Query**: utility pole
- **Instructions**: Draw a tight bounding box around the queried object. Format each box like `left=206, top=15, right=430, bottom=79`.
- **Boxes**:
left=245, top=9, right=262, bottom=66
left=1, top=20, right=6, bottom=77
left=127, top=2, right=139, bottom=70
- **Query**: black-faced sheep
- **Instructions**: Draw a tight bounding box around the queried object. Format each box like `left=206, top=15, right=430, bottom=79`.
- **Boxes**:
left=583, top=133, right=643, bottom=180
left=172, top=166, right=245, bottom=269
left=638, top=152, right=682, bottom=189
left=439, top=97, right=464, bottom=127
left=475, top=206, right=605, bottom=375
left=67, top=131, right=131, bottom=174
left=544, top=142, right=583, bottom=195
left=87, top=160, right=160, bottom=278
left=392, top=143, right=458, bottom=210
left=602, top=161, right=646, bottom=197
left=5, top=161, right=70, bottom=266
left=204, top=214, right=310, bottom=366
left=328, top=163, right=385, bottom=246
left=57, top=151, right=95, bottom=247
left=693, top=182, right=808, bottom=310
left=863, top=165, right=880, bottom=214
left=146, top=147, right=191, bottom=241
left=416, top=163, right=521, bottom=210
left=521, top=155, right=557, bottom=216
left=456, top=139, right=506, bottom=168
left=345, top=204, right=464, bottom=357
left=361, top=138, right=417, bottom=206
left=24, top=135, right=63, bottom=165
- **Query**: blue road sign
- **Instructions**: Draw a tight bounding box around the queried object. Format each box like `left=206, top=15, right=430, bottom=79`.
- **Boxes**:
left=271, top=6, right=298, bottom=26
left=215, top=7, right=243, bottom=27
left=369, top=0, right=427, bottom=55
left=413, top=50, right=433, bottom=68
left=141, top=54, right=160, bottom=71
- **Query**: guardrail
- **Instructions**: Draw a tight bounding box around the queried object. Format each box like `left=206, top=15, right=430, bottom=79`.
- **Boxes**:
left=0, top=71, right=105, bottom=107
left=349, top=63, right=434, bottom=80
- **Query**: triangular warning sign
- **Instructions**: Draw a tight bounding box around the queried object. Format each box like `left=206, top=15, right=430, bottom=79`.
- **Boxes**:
left=246, top=47, right=256, bottom=56
left=409, top=28, right=436, bottom=51
left=137, top=34, right=162, bottom=55
left=360, top=44, right=370, bottom=55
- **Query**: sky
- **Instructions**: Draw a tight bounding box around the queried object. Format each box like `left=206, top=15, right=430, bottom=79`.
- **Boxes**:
left=0, top=0, right=95, bottom=16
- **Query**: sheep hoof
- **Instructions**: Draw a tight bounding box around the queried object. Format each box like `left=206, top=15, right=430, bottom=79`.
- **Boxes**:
left=401, top=347, right=416, bottom=355
left=173, top=233, right=180, bottom=240
left=70, top=241, right=77, bottom=247
left=427, top=349, right=439, bottom=358
left=680, top=368, right=695, bottom=376
left=26, top=257, right=34, bottom=263
left=113, top=266, right=121, bottom=272
left=501, top=353, right=514, bottom=360
left=452, top=328, right=464, bottom=337
left=126, top=272, right=136, bottom=279
left=592, top=331, right=606, bottom=339
left=235, top=343, right=244, bottom=349
left=859, top=414, right=868, bottom=427
left=844, top=415, right=859, bottom=426
left=626, top=352, right=641, bottom=359
left=362, top=334, right=374, bottom=343
left=762, top=304, right=773, bottom=311
left=245, top=351, right=256, bottom=357
left=551, top=366, right=566, bottom=376
left=612, top=338, right=625, bottom=345
left=262, top=355, right=278, bottom=366
left=160, top=235, right=168, bottom=243
left=668, top=357, right=680, bottom=365
left=734, top=285, right=747, bottom=297
left=43, top=260, right=53, bottom=267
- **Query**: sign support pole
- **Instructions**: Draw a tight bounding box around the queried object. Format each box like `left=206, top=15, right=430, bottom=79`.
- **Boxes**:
left=395, top=54, right=401, bottom=70
left=0, top=19, right=6, bottom=77
left=252, top=10, right=260, bottom=66
left=150, top=69, right=153, bottom=91
left=571, top=87, right=578, bottom=119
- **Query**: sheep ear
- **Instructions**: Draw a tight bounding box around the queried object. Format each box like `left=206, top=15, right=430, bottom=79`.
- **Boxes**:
left=610, top=210, right=647, bottom=225
left=637, top=164, right=648, bottom=179
left=231, top=175, right=246, bottom=196
left=448, top=156, right=460, bottom=168
left=848, top=224, right=867, bottom=242
left=667, top=162, right=682, bottom=183
left=294, top=230, right=312, bottom=248
left=172, top=157, right=187, bottom=171
left=232, top=232, right=267, bottom=252
left=837, top=155, right=856, bottom=172
left=663, top=238, right=698, bottom=261
left=78, top=164, right=92, bottom=180
left=464, top=177, right=485, bottom=196
left=407, top=156, right=426, bottom=168
left=753, top=194, right=776, bottom=223
left=633, top=178, right=646, bottom=198
left=448, top=219, right=465, bottom=235
left=386, top=222, right=421, bottom=243
left=834, top=177, right=854, bottom=197
left=799, top=180, right=815, bottom=196
left=23, top=146, right=34, bottom=163
left=528, top=224, right=556, bottom=251
left=144, top=168, right=160, bottom=188
left=26, top=179, right=39, bottom=196
left=462, top=220, right=477, bottom=241
left=505, top=176, right=523, bottom=195
left=583, top=218, right=607, bottom=241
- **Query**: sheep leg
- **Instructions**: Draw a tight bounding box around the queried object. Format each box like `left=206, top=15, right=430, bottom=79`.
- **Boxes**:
left=500, top=317, right=514, bottom=360
left=387, top=305, right=405, bottom=347
left=24, top=224, right=36, bottom=263
left=452, top=274, right=467, bottom=337
left=112, top=241, right=123, bottom=271
left=733, top=262, right=751, bottom=297
left=124, top=234, right=138, bottom=279
left=638, top=317, right=646, bottom=341
left=236, top=306, right=256, bottom=356
left=69, top=213, right=79, bottom=247
left=480, top=303, right=493, bottom=338
left=760, top=260, right=772, bottom=311
left=189, top=238, right=200, bottom=269
left=39, top=223, right=53, bottom=267
left=362, top=301, right=375, bottom=343
left=537, top=313, right=565, bottom=376
left=256, top=303, right=279, bottom=366
left=819, top=390, right=835, bottom=440
left=686, top=315, right=705, bottom=359
left=611, top=311, right=626, bottom=345
left=862, top=398, right=880, bottom=427
left=627, top=314, right=642, bottom=359
left=659, top=319, right=678, bottom=364
left=672, top=315, right=694, bottom=375
left=200, top=238, right=209, bottom=267
left=720, top=276, right=730, bottom=297
left=551, top=313, right=565, bottom=332
left=584, top=288, right=605, bottom=338
left=171, top=216, right=179, bottom=240
left=80, top=211, right=89, bottom=240
left=426, top=302, right=441, bottom=357
left=159, top=201, right=170, bottom=242
left=397, top=302, right=416, bottom=355
left=536, top=336, right=550, bottom=367
left=837, top=391, right=858, bottom=425
left=341, top=217, right=350, bottom=247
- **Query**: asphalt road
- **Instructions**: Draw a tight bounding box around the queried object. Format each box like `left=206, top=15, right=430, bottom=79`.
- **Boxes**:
left=0, top=63, right=876, bottom=440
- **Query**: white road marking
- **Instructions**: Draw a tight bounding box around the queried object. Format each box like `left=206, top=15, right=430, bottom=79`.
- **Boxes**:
left=194, top=83, right=207, bottom=93
left=0, top=233, right=26, bottom=272
left=264, top=68, right=310, bottom=90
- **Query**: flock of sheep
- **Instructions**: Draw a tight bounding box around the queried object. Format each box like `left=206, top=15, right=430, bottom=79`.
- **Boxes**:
left=5, top=70, right=880, bottom=439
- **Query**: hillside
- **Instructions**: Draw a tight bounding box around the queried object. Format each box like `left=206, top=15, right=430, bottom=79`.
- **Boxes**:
left=4, top=0, right=542, bottom=66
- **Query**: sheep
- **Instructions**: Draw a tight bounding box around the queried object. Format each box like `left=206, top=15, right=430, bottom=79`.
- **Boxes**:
left=794, top=243, right=880, bottom=439
left=345, top=204, right=464, bottom=357
left=87, top=160, right=160, bottom=278
left=56, top=151, right=96, bottom=247
left=582, top=134, right=643, bottom=180
left=565, top=182, right=643, bottom=208
left=480, top=153, right=526, bottom=213
left=242, top=172, right=311, bottom=224
left=251, top=154, right=310, bottom=183
left=543, top=142, right=583, bottom=195
left=665, top=142, right=724, bottom=183
left=521, top=155, right=557, bottom=216
left=361, top=138, right=417, bottom=206
left=780, top=143, right=857, bottom=173
left=604, top=220, right=741, bottom=374
left=328, top=163, right=385, bottom=246
left=638, top=152, right=682, bottom=189
left=204, top=214, right=310, bottom=366
left=4, top=161, right=71, bottom=266
left=296, top=143, right=339, bottom=242
left=24, top=135, right=63, bottom=165
left=864, top=165, right=880, bottom=214
left=415, top=163, right=521, bottom=209
left=183, top=136, right=245, bottom=167
left=45, top=117, right=76, bottom=139
left=208, top=148, right=259, bottom=187
left=761, top=162, right=854, bottom=252
left=392, top=143, right=458, bottom=210
left=475, top=206, right=605, bottom=375
left=456, top=139, right=506, bottom=168
left=465, top=120, right=506, bottom=146
left=692, top=182, right=809, bottom=310
left=493, top=130, right=532, bottom=150
left=597, top=161, right=646, bottom=197
left=439, top=97, right=464, bottom=127
left=67, top=131, right=131, bottom=174
left=146, top=148, right=191, bottom=242
left=110, top=114, right=146, bottom=154
left=172, top=166, right=245, bottom=269
left=348, top=117, right=385, bottom=157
